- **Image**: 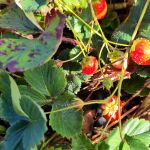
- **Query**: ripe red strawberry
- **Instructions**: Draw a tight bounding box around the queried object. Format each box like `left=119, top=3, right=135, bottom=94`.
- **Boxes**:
left=93, top=0, right=107, bottom=20
left=82, top=56, right=98, bottom=75
left=101, top=96, right=123, bottom=122
left=130, top=38, right=150, bottom=65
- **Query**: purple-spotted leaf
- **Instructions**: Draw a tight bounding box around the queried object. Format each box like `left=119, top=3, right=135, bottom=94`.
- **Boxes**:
left=0, top=9, right=65, bottom=72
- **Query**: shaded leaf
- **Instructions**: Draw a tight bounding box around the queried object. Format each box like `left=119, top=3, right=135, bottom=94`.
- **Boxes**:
left=50, top=93, right=83, bottom=138
left=122, top=74, right=150, bottom=96
left=0, top=125, right=6, bottom=134
left=112, top=0, right=150, bottom=44
left=137, top=66, right=150, bottom=78
left=24, top=60, right=67, bottom=97
left=0, top=71, right=28, bottom=120
left=3, top=96, right=47, bottom=150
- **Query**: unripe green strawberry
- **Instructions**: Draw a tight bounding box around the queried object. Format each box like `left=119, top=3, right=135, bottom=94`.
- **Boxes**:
left=93, top=0, right=107, bottom=20
left=130, top=38, right=150, bottom=65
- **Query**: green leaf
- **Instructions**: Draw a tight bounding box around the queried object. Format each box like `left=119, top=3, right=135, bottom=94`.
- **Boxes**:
left=98, top=127, right=122, bottom=150
left=0, top=4, right=40, bottom=34
left=122, top=74, right=150, bottom=96
left=58, top=46, right=83, bottom=62
left=24, top=60, right=67, bottom=97
left=3, top=96, right=47, bottom=150
left=19, top=85, right=47, bottom=106
left=122, top=118, right=150, bottom=136
left=0, top=125, right=6, bottom=134
left=0, top=71, right=28, bottom=118
left=122, top=141, right=131, bottom=150
left=0, top=10, right=65, bottom=72
left=67, top=15, right=93, bottom=43
left=112, top=0, right=150, bottom=44
left=23, top=11, right=43, bottom=31
left=55, top=0, right=88, bottom=11
left=125, top=135, right=149, bottom=150
left=133, top=131, right=150, bottom=146
left=66, top=74, right=82, bottom=94
left=102, top=77, right=113, bottom=90
left=58, top=46, right=83, bottom=71
left=15, top=0, right=48, bottom=12
left=0, top=95, right=25, bottom=124
left=72, top=134, right=95, bottom=150
left=97, top=118, right=150, bottom=150
left=50, top=93, right=83, bottom=138
left=77, top=73, right=91, bottom=82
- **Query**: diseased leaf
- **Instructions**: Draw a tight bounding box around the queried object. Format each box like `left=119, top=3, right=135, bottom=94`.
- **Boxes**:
left=0, top=9, right=65, bottom=72
left=24, top=60, right=67, bottom=97
left=50, top=93, right=83, bottom=138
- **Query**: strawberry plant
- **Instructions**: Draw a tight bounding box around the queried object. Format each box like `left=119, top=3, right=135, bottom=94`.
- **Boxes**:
left=0, top=0, right=150, bottom=150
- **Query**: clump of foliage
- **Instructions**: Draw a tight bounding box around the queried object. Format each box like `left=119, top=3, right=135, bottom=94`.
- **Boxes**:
left=0, top=0, right=150, bottom=150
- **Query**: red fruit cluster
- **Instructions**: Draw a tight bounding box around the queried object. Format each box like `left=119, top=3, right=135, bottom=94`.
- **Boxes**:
left=130, top=38, right=150, bottom=65
left=101, top=96, right=123, bottom=122
left=82, top=56, right=98, bottom=75
left=93, top=0, right=107, bottom=20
